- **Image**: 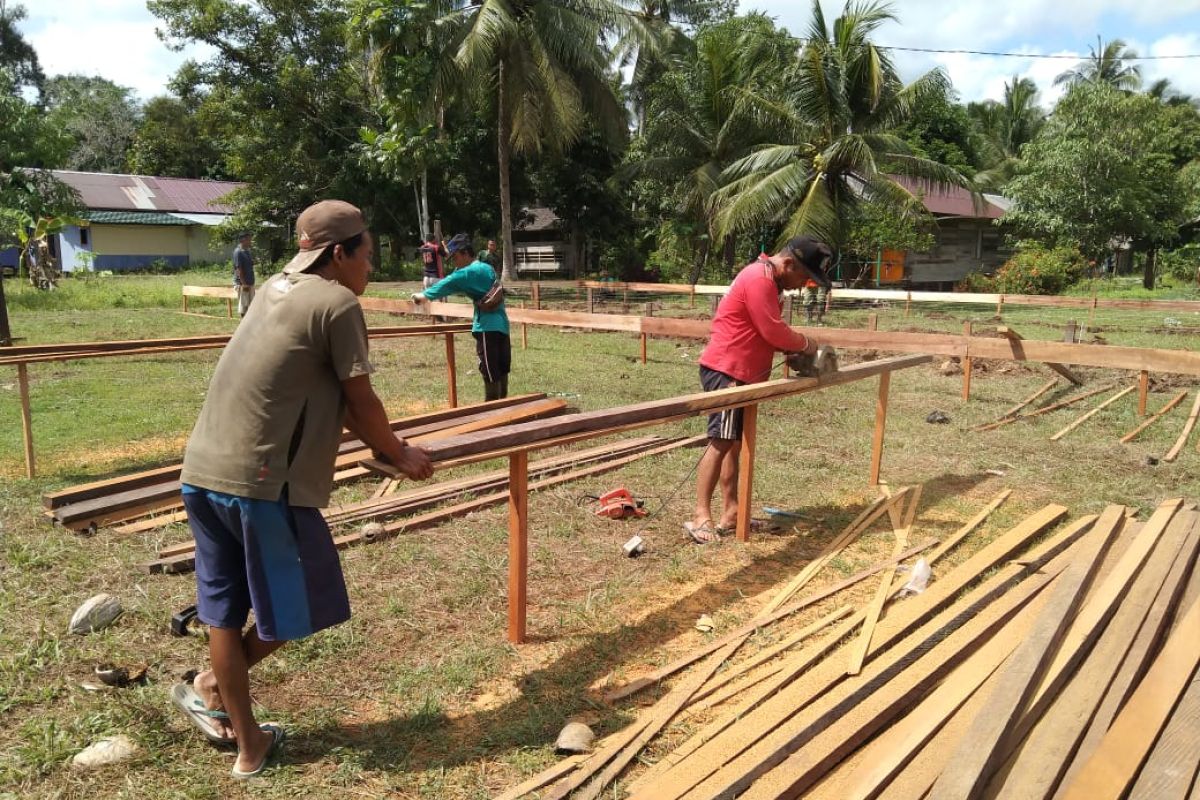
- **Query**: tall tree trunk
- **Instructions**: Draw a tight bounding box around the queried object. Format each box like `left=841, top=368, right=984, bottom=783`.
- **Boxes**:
left=497, top=59, right=516, bottom=283
left=1142, top=247, right=1156, bottom=291
left=419, top=170, right=430, bottom=237
left=688, top=238, right=710, bottom=285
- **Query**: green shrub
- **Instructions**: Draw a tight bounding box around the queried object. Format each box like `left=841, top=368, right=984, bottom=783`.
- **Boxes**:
left=1159, top=244, right=1200, bottom=283
left=956, top=271, right=996, bottom=293
left=984, top=245, right=1087, bottom=295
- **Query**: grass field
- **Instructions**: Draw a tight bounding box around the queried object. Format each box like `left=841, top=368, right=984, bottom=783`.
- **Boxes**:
left=1, top=272, right=1198, bottom=798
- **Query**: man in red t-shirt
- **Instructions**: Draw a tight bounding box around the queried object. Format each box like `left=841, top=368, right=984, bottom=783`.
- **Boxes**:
left=686, top=235, right=833, bottom=543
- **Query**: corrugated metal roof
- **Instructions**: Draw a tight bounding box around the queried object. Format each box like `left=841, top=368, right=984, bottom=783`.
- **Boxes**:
left=515, top=207, right=562, bottom=231
left=50, top=170, right=245, bottom=214
left=890, top=176, right=1006, bottom=220
left=82, top=211, right=195, bottom=225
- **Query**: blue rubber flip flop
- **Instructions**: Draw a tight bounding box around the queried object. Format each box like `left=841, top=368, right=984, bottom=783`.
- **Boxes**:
left=231, top=724, right=286, bottom=779
left=170, top=683, right=234, bottom=746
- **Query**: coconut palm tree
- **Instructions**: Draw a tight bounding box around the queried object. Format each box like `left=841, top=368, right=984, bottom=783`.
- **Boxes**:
left=435, top=0, right=639, bottom=281
left=968, top=75, right=1045, bottom=189
left=1054, top=36, right=1142, bottom=91
left=631, top=14, right=792, bottom=278
left=713, top=0, right=971, bottom=250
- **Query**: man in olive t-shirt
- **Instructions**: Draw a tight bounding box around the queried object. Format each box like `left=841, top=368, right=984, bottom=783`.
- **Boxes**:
left=175, top=200, right=433, bottom=779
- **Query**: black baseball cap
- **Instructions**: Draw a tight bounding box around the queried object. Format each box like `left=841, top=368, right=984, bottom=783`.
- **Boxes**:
left=785, top=235, right=834, bottom=289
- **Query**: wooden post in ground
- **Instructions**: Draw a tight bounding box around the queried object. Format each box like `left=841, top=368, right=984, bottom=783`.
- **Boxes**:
left=587, top=287, right=594, bottom=313
left=905, top=291, right=912, bottom=317
left=507, top=450, right=529, bottom=643
left=710, top=295, right=719, bottom=315
left=962, top=321, right=973, bottom=401
left=1064, top=319, right=1078, bottom=343
left=16, top=364, right=34, bottom=478
left=641, top=302, right=651, bottom=365
left=690, top=285, right=696, bottom=308
left=995, top=294, right=1004, bottom=319
left=444, top=333, right=457, bottom=408
left=226, top=297, right=233, bottom=317
left=182, top=293, right=189, bottom=314
left=532, top=281, right=541, bottom=310
left=735, top=404, right=759, bottom=542
left=623, top=285, right=628, bottom=306
left=520, top=302, right=528, bottom=350
left=1138, top=370, right=1149, bottom=416
left=868, top=313, right=878, bottom=331
left=869, top=372, right=891, bottom=486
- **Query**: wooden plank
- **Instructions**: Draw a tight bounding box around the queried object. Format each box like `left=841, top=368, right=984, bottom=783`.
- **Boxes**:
left=927, top=489, right=1012, bottom=563
left=750, top=570, right=1055, bottom=800
left=181, top=285, right=237, bottom=298
left=975, top=382, right=1120, bottom=432
left=1120, top=390, right=1188, bottom=444
left=1063, top=512, right=1200, bottom=790
left=926, top=505, right=1127, bottom=800
left=1138, top=370, right=1150, bottom=415
left=16, top=363, right=34, bottom=478
left=493, top=755, right=584, bottom=800
left=869, top=372, right=890, bottom=486
left=847, top=487, right=922, bottom=675
left=1049, top=385, right=1136, bottom=441
left=626, top=505, right=1076, bottom=800
left=670, top=538, right=1077, bottom=800
left=443, top=333, right=457, bottom=408
left=1059, top=594, right=1200, bottom=800
left=998, top=326, right=1084, bottom=385
left=417, top=355, right=931, bottom=464
left=994, top=379, right=1059, bottom=423
left=1128, top=662, right=1200, bottom=800
left=992, top=513, right=1197, bottom=800
left=735, top=404, right=758, bottom=542
left=1164, top=391, right=1200, bottom=461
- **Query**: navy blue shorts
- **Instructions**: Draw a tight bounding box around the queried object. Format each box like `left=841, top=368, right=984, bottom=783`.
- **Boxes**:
left=700, top=365, right=743, bottom=440
left=182, top=485, right=351, bottom=641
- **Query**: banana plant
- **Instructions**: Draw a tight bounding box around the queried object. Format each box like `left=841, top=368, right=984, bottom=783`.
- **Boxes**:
left=0, top=209, right=87, bottom=289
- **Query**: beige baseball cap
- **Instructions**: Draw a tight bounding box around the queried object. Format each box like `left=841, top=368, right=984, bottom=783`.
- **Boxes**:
left=283, top=200, right=368, bottom=274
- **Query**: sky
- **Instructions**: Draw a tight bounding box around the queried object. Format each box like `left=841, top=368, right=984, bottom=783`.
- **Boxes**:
left=14, top=0, right=1200, bottom=105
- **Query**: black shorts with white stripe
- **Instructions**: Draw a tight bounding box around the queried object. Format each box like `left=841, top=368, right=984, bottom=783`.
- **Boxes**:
left=700, top=365, right=742, bottom=440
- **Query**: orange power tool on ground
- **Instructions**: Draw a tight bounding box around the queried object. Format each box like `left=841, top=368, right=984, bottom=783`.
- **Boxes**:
left=593, top=487, right=647, bottom=520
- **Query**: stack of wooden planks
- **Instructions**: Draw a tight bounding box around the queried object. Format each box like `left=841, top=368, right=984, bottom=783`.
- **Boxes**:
left=44, top=394, right=567, bottom=534
left=499, top=493, right=1200, bottom=800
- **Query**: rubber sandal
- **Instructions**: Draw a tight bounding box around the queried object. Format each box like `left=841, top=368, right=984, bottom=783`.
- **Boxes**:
left=170, top=683, right=235, bottom=746
left=231, top=723, right=285, bottom=779
left=684, top=520, right=718, bottom=544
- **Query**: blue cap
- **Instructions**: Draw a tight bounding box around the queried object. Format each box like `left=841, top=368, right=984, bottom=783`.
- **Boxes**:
left=446, top=233, right=472, bottom=254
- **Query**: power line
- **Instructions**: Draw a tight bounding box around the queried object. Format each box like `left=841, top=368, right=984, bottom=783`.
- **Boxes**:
left=878, top=45, right=1200, bottom=60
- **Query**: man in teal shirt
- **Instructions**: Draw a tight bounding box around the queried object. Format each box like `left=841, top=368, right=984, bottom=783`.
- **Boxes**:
left=413, top=233, right=511, bottom=400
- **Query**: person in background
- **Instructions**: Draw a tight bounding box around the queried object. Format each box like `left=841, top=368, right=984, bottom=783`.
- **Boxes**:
left=412, top=234, right=511, bottom=400
left=479, top=239, right=500, bottom=270
left=419, top=234, right=447, bottom=289
left=232, top=232, right=255, bottom=317
left=800, top=277, right=828, bottom=325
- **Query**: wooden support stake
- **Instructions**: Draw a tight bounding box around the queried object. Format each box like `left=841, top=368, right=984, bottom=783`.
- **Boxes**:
left=587, top=287, right=594, bottom=313
left=1049, top=384, right=1136, bottom=442
left=869, top=372, right=891, bottom=486
left=735, top=404, right=759, bottom=542
left=998, top=325, right=1084, bottom=385
left=1120, top=390, right=1187, bottom=443
left=443, top=333, right=457, bottom=408
left=532, top=281, right=540, bottom=310
left=905, top=291, right=912, bottom=317
left=226, top=297, right=233, bottom=317
left=507, top=451, right=529, bottom=644
left=1137, top=370, right=1149, bottom=416
left=520, top=301, right=528, bottom=350
left=995, top=294, right=1004, bottom=318
left=867, top=313, right=878, bottom=331
left=182, top=294, right=188, bottom=314
left=962, top=321, right=973, bottom=401
left=17, top=363, right=34, bottom=479
left=690, top=284, right=695, bottom=308
left=1163, top=391, right=1200, bottom=462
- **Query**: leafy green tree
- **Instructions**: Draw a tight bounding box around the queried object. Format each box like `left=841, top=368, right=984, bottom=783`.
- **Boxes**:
left=128, top=95, right=228, bottom=179
left=895, top=88, right=982, bottom=178
left=1004, top=83, right=1185, bottom=288
left=149, top=0, right=415, bottom=257
left=43, top=75, right=141, bottom=173
left=1054, top=36, right=1142, bottom=91
left=428, top=0, right=637, bottom=281
left=631, top=13, right=792, bottom=280
left=968, top=76, right=1045, bottom=189
left=0, top=70, right=76, bottom=220
left=0, top=3, right=44, bottom=99
left=713, top=0, right=970, bottom=251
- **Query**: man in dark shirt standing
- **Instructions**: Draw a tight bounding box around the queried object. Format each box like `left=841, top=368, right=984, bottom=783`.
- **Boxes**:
left=419, top=234, right=446, bottom=289
left=479, top=239, right=500, bottom=269
left=233, top=232, right=255, bottom=317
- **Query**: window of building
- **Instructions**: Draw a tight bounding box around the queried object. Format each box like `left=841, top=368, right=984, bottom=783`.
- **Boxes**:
left=79, top=227, right=90, bottom=246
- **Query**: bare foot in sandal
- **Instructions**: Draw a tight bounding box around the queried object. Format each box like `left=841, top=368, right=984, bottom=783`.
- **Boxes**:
left=684, top=519, right=719, bottom=544
left=194, top=670, right=235, bottom=740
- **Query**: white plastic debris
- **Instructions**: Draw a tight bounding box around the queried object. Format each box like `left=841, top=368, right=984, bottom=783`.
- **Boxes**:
left=72, top=735, right=138, bottom=769
left=69, top=594, right=123, bottom=635
left=900, top=559, right=932, bottom=597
